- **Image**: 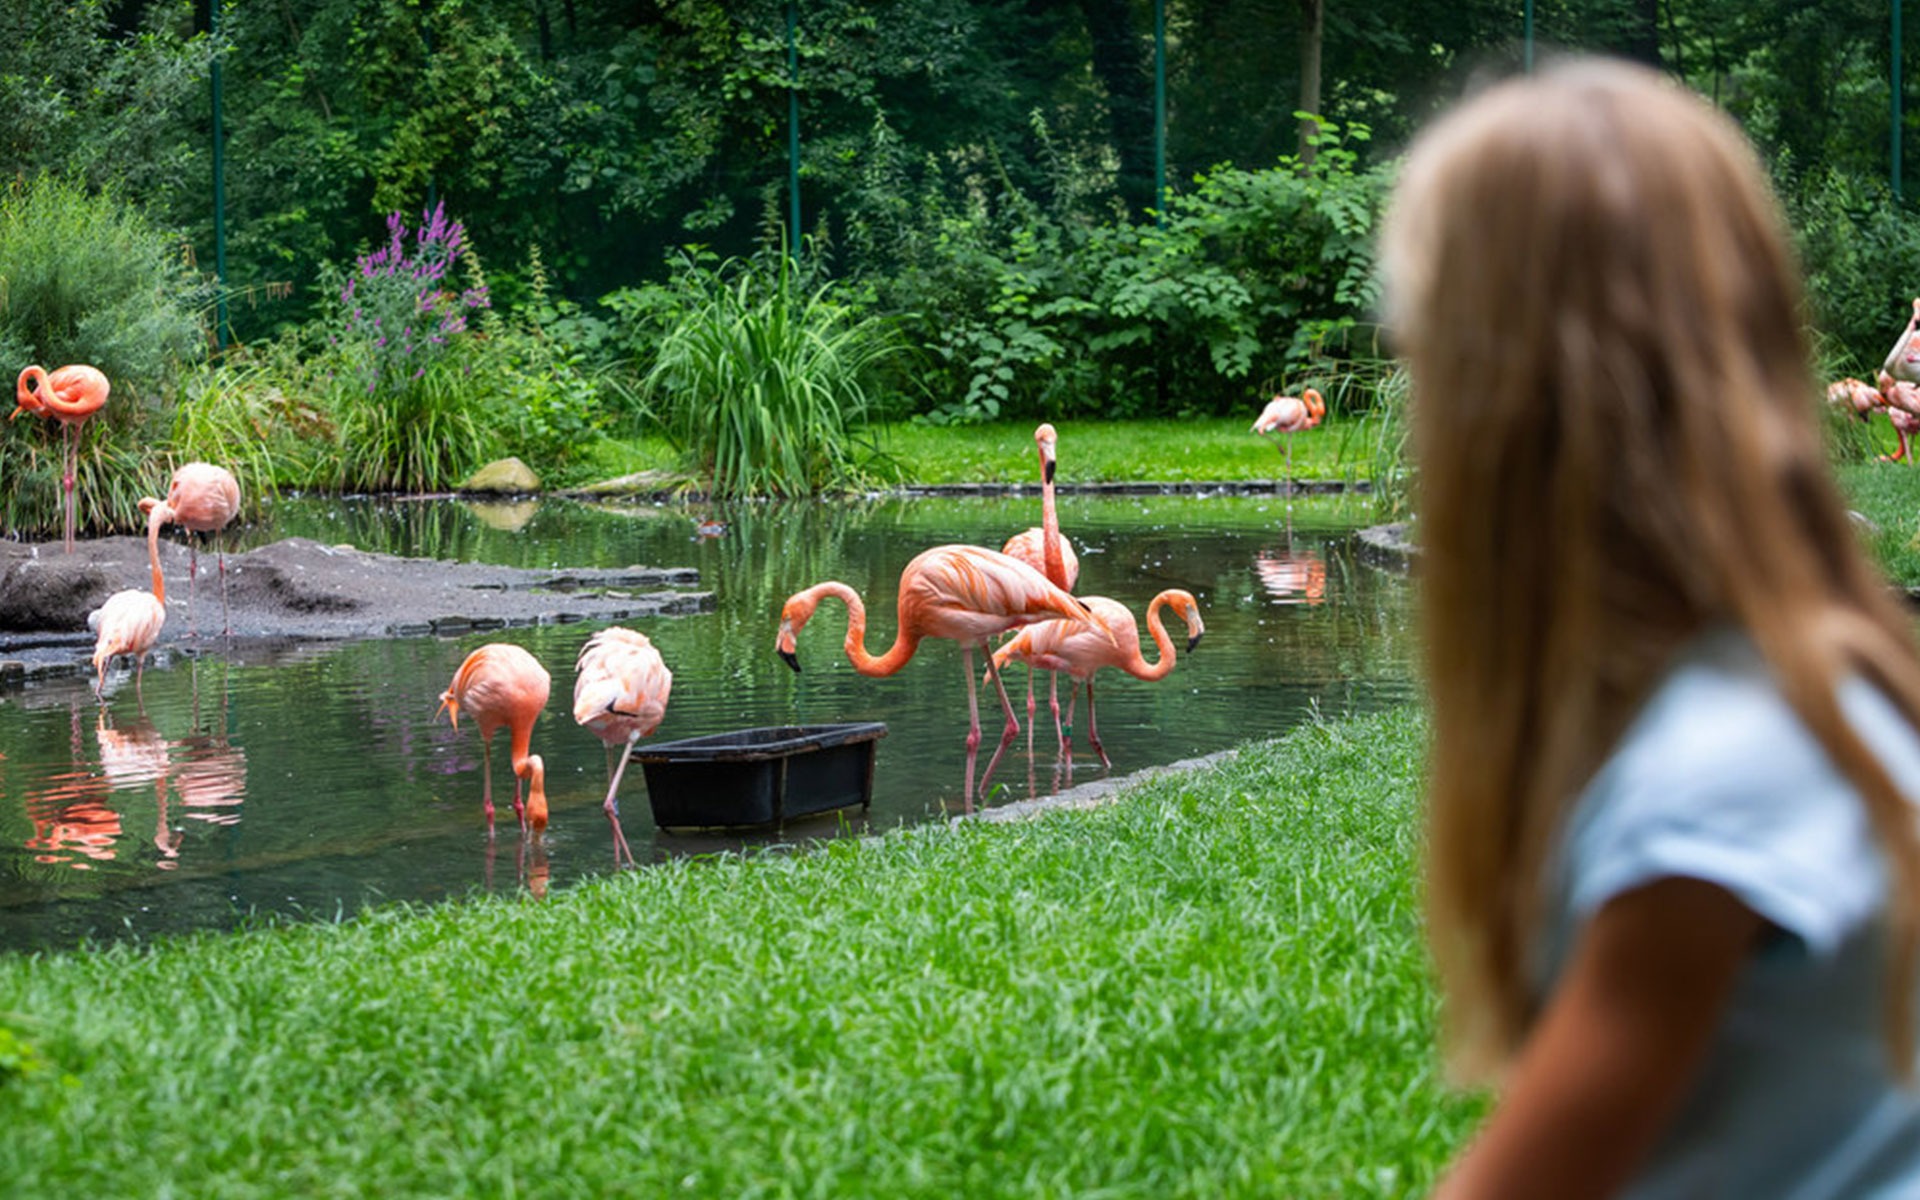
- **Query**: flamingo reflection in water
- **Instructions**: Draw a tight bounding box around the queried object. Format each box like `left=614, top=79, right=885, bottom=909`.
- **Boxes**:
left=992, top=589, right=1205, bottom=769
left=777, top=544, right=1105, bottom=807
left=1254, top=548, right=1328, bottom=607
left=95, top=710, right=183, bottom=865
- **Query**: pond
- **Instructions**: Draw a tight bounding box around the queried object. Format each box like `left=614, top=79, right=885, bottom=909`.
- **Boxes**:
left=0, top=490, right=1417, bottom=952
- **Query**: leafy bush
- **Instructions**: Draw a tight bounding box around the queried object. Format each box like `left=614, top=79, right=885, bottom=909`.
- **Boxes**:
left=608, top=247, right=905, bottom=498
left=169, top=334, right=336, bottom=498
left=1786, top=165, right=1920, bottom=377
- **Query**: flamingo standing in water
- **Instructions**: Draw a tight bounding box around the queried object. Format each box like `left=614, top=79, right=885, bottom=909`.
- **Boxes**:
left=140, top=462, right=242, bottom=637
left=993, top=588, right=1205, bottom=768
left=1001, top=423, right=1079, bottom=727
left=776, top=544, right=1104, bottom=806
left=1252, top=387, right=1326, bottom=493
left=12, top=364, right=109, bottom=553
left=87, top=508, right=169, bottom=701
left=437, top=643, right=550, bottom=837
left=573, top=626, right=673, bottom=868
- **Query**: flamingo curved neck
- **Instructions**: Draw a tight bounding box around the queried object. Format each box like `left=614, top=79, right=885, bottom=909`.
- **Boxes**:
left=808, top=581, right=919, bottom=677
left=143, top=502, right=168, bottom=604
left=1127, top=595, right=1180, bottom=681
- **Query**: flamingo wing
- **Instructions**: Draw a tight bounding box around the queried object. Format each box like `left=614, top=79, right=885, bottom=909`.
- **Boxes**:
left=573, top=627, right=673, bottom=742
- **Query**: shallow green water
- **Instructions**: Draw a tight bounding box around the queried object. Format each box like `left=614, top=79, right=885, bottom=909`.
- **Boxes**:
left=0, top=491, right=1416, bottom=951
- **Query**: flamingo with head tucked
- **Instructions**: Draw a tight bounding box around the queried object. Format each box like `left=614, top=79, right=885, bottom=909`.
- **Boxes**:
left=437, top=643, right=550, bottom=837
left=993, top=588, right=1205, bottom=768
left=573, top=626, right=673, bottom=868
left=1253, top=387, right=1326, bottom=492
left=13, top=364, right=109, bottom=553
left=141, top=462, right=242, bottom=637
left=776, top=543, right=1105, bottom=806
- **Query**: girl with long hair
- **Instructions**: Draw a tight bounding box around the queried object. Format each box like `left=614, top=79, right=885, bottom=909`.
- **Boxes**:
left=1381, top=59, right=1920, bottom=1197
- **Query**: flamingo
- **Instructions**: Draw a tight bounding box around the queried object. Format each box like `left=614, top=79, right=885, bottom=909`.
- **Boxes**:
left=1001, top=422, right=1079, bottom=728
left=776, top=543, right=1106, bottom=806
left=1252, top=387, right=1326, bottom=492
left=437, top=643, right=550, bottom=837
left=572, top=626, right=673, bottom=868
left=12, top=364, right=109, bottom=554
left=87, top=514, right=168, bottom=701
left=1883, top=297, right=1920, bottom=387
left=140, top=462, right=242, bottom=637
left=992, top=588, right=1205, bottom=768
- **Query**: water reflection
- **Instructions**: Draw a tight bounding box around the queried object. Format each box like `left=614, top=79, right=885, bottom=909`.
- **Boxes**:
left=0, top=491, right=1417, bottom=951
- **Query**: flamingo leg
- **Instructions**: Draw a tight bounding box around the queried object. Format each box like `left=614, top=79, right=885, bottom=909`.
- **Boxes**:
left=479, top=738, right=497, bottom=835
left=1024, top=663, right=1036, bottom=745
left=961, top=646, right=984, bottom=812
left=218, top=545, right=231, bottom=636
left=976, top=650, right=1022, bottom=801
left=1085, top=678, right=1111, bottom=769
left=62, top=422, right=76, bottom=554
left=1049, top=672, right=1066, bottom=751
left=511, top=765, right=528, bottom=833
left=603, top=734, right=639, bottom=869
left=185, top=542, right=200, bottom=639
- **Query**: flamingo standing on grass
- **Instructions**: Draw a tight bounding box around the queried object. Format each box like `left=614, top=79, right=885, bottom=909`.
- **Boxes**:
left=1252, top=387, right=1326, bottom=493
left=87, top=505, right=169, bottom=701
left=12, top=364, right=109, bottom=554
left=993, top=588, right=1205, bottom=768
left=141, top=462, right=242, bottom=637
left=573, top=626, right=673, bottom=868
left=437, top=644, right=550, bottom=837
left=776, top=544, right=1105, bottom=807
left=1001, top=423, right=1079, bottom=728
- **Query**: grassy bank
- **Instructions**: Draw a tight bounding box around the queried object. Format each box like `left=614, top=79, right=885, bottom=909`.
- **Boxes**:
left=1837, top=461, right=1920, bottom=588
left=0, top=708, right=1479, bottom=1198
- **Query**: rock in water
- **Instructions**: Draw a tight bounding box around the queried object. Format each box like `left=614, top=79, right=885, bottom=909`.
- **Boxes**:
left=461, top=457, right=542, bottom=495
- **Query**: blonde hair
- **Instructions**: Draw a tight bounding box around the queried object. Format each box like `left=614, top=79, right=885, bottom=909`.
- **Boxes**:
left=1381, top=58, right=1920, bottom=1084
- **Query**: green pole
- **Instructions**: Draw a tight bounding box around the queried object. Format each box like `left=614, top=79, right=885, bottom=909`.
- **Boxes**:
left=211, top=0, right=229, bottom=349
left=1154, top=0, right=1166, bottom=227
left=787, top=0, right=801, bottom=259
left=1897, top=0, right=1905, bottom=202
left=424, top=19, right=437, bottom=215
left=1524, top=0, right=1535, bottom=73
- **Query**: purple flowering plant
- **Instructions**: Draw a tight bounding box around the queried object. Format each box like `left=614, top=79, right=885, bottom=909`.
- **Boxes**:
left=334, top=202, right=490, bottom=394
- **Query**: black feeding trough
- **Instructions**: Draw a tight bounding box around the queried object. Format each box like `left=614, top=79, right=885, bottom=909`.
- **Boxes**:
left=635, top=722, right=888, bottom=829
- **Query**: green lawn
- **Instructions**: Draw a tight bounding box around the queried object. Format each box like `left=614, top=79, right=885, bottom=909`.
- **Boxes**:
left=1837, top=460, right=1920, bottom=589
left=0, top=709, right=1480, bottom=1198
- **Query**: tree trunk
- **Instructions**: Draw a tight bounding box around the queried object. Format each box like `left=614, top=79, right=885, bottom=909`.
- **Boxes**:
left=1297, top=0, right=1323, bottom=163
left=1079, top=0, right=1156, bottom=220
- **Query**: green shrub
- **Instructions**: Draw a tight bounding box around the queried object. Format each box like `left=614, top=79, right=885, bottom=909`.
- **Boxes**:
left=608, top=247, right=905, bottom=498
left=1786, top=165, right=1920, bottom=377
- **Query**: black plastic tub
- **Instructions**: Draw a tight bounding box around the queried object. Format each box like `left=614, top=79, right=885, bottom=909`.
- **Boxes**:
left=636, top=723, right=888, bottom=829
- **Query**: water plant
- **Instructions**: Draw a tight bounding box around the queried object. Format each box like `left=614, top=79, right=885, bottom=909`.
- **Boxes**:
left=612, top=247, right=905, bottom=498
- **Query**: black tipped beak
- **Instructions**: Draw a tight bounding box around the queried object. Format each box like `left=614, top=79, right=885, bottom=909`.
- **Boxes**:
left=1187, top=632, right=1204, bottom=653
left=779, top=648, right=801, bottom=673
left=1043, top=459, right=1056, bottom=485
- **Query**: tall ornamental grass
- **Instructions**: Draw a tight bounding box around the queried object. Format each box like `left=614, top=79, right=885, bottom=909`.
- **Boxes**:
left=617, top=249, right=905, bottom=498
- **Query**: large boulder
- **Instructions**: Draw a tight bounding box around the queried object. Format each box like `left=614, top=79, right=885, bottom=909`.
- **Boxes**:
left=0, top=555, right=112, bottom=631
left=461, top=457, right=541, bottom=495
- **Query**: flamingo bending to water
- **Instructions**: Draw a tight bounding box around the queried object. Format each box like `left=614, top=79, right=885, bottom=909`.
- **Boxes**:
left=88, top=513, right=169, bottom=700
left=573, top=627, right=673, bottom=868
left=13, top=364, right=109, bottom=554
left=993, top=588, right=1205, bottom=767
left=140, top=462, right=241, bottom=637
left=437, top=644, right=550, bottom=836
left=776, top=543, right=1105, bottom=806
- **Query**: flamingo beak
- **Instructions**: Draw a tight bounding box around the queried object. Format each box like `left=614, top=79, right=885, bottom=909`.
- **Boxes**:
left=779, top=647, right=801, bottom=673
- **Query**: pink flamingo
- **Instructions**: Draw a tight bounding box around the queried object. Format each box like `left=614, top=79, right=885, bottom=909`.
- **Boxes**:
left=776, top=544, right=1105, bottom=806
left=1252, top=387, right=1327, bottom=490
left=1001, top=422, right=1079, bottom=727
left=573, top=626, right=673, bottom=868
left=992, top=588, right=1205, bottom=768
left=1883, top=297, right=1920, bottom=387
left=140, top=462, right=242, bottom=637
left=12, top=364, right=109, bottom=553
left=437, top=644, right=550, bottom=837
left=87, top=512, right=168, bottom=701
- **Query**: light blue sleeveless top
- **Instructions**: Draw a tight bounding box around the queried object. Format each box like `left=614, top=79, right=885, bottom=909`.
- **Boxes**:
left=1542, top=629, right=1920, bottom=1198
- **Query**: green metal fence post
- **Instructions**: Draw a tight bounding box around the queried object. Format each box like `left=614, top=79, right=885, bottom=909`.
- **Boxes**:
left=788, top=0, right=801, bottom=259
left=1154, top=0, right=1166, bottom=227
left=211, top=0, right=229, bottom=350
